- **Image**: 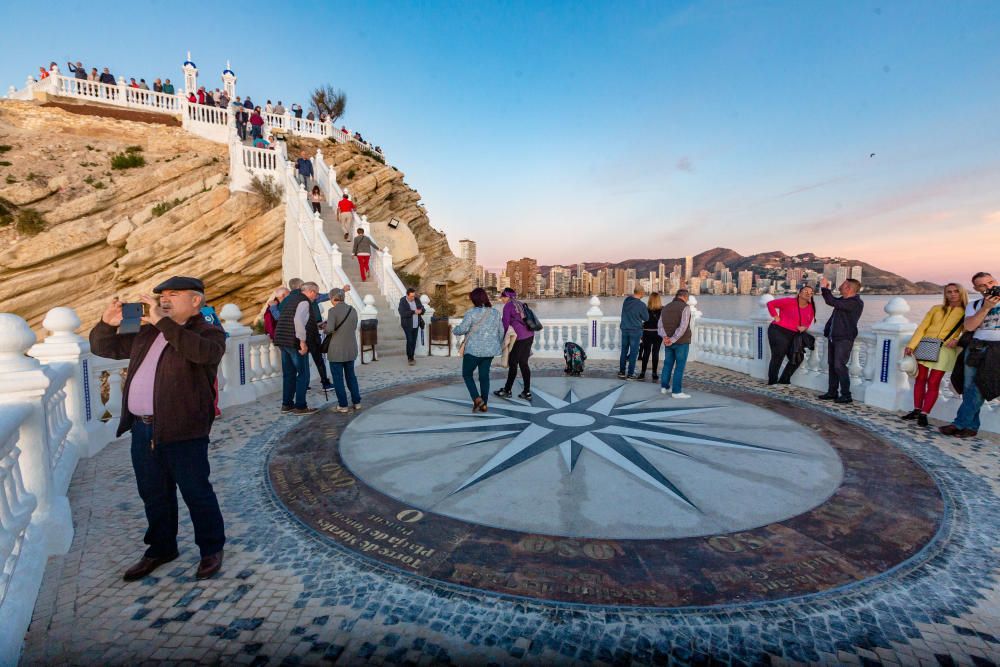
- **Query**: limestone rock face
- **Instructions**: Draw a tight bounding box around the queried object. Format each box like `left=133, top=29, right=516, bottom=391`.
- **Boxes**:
left=0, top=101, right=282, bottom=330
left=289, top=137, right=474, bottom=308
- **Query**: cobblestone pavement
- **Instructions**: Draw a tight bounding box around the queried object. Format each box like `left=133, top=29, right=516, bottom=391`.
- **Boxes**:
left=21, top=357, right=1000, bottom=666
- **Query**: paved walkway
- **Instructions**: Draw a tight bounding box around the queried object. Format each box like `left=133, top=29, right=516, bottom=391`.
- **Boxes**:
left=20, top=357, right=1000, bottom=665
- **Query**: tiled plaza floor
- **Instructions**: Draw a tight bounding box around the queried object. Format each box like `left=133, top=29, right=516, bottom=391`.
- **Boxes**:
left=20, top=358, right=1000, bottom=665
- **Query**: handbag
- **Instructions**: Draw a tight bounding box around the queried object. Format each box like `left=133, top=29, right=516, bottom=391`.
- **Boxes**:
left=319, top=306, right=354, bottom=354
left=521, top=303, right=543, bottom=332
left=457, top=310, right=489, bottom=356
left=913, top=313, right=965, bottom=362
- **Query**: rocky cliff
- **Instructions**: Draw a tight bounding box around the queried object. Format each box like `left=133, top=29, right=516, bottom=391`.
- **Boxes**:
left=0, top=100, right=283, bottom=330
left=286, top=136, right=474, bottom=308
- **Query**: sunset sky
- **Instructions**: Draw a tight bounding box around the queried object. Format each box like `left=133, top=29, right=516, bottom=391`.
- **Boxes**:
left=3, top=1, right=998, bottom=284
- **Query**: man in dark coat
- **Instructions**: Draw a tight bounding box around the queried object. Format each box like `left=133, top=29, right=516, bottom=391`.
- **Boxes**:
left=397, top=288, right=424, bottom=365
left=89, top=276, right=227, bottom=581
left=817, top=276, right=864, bottom=404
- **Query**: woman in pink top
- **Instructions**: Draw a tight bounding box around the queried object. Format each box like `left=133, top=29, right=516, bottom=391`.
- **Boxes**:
left=766, top=285, right=816, bottom=385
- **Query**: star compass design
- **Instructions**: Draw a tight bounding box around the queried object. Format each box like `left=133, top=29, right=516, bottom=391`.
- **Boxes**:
left=385, top=383, right=795, bottom=510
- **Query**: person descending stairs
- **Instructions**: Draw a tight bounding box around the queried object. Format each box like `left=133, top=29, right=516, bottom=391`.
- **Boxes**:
left=313, top=203, right=410, bottom=359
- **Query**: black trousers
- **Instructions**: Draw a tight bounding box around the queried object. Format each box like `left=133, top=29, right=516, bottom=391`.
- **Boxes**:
left=130, top=422, right=225, bottom=559
left=403, top=326, right=419, bottom=360
left=504, top=337, right=534, bottom=392
left=308, top=340, right=330, bottom=383
left=638, top=330, right=661, bottom=375
left=767, top=324, right=801, bottom=384
left=827, top=337, right=855, bottom=397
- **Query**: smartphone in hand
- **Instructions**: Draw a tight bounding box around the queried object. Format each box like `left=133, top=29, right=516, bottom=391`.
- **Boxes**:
left=119, top=302, right=144, bottom=334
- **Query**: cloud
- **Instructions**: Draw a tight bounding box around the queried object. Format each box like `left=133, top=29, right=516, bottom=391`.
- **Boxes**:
left=675, top=156, right=694, bottom=173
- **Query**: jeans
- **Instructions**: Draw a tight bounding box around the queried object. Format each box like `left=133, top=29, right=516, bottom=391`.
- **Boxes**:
left=329, top=360, right=361, bottom=407
left=251, top=124, right=262, bottom=140
left=462, top=354, right=493, bottom=400
left=953, top=364, right=985, bottom=431
left=661, top=343, right=690, bottom=394
left=827, top=338, right=854, bottom=397
left=619, top=330, right=642, bottom=375
left=767, top=324, right=802, bottom=383
left=280, top=346, right=310, bottom=409
left=130, top=422, right=225, bottom=559
left=504, top=337, right=534, bottom=392
left=236, top=121, right=246, bottom=140
left=638, top=331, right=661, bottom=375
left=297, top=172, right=311, bottom=190
left=403, top=326, right=419, bottom=360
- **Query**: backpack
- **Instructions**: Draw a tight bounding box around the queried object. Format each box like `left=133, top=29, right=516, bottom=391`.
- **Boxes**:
left=521, top=303, right=543, bottom=332
left=563, top=342, right=586, bottom=376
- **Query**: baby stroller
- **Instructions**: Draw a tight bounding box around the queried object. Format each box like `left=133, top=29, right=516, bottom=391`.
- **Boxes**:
left=563, top=341, right=586, bottom=376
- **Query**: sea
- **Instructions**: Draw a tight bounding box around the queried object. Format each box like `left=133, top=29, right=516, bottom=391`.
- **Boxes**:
left=520, top=294, right=943, bottom=330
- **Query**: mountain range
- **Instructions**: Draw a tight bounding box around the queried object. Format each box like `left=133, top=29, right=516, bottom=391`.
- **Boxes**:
left=538, top=248, right=940, bottom=295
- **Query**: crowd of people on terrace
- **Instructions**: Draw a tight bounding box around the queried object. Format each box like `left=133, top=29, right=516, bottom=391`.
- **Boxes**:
left=77, top=266, right=1000, bottom=584
left=35, top=60, right=385, bottom=156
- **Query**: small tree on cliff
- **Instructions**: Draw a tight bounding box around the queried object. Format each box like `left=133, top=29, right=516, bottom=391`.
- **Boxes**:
left=310, top=86, right=347, bottom=124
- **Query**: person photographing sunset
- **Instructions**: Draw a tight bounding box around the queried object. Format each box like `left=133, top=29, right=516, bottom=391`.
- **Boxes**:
left=817, top=276, right=864, bottom=404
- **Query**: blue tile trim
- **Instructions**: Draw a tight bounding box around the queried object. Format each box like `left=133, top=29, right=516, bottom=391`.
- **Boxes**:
left=239, top=343, right=246, bottom=385
left=82, top=358, right=92, bottom=421
left=757, top=327, right=763, bottom=360
left=881, top=339, right=891, bottom=383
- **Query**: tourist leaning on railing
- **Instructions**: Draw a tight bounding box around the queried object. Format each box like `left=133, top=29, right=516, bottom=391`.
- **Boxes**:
left=453, top=288, right=504, bottom=413
left=68, top=60, right=87, bottom=79
left=766, top=285, right=817, bottom=385
left=901, top=283, right=967, bottom=427
left=163, top=79, right=174, bottom=95
left=940, top=272, right=1000, bottom=439
left=88, top=276, right=227, bottom=582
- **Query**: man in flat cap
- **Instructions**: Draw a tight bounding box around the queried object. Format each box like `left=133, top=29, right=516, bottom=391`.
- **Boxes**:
left=89, top=276, right=227, bottom=581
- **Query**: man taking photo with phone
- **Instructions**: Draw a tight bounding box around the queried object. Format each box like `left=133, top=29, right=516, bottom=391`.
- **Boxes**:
left=941, top=272, right=1000, bottom=438
left=89, top=276, right=227, bottom=581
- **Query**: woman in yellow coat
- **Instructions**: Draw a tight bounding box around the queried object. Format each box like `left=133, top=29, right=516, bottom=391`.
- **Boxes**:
left=901, top=283, right=968, bottom=426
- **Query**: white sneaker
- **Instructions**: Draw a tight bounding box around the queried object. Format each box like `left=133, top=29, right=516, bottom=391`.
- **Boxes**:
left=335, top=406, right=350, bottom=413
left=672, top=392, right=691, bottom=399
left=660, top=388, right=668, bottom=395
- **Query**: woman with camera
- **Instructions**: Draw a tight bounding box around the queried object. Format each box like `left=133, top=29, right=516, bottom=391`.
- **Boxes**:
left=902, top=283, right=968, bottom=426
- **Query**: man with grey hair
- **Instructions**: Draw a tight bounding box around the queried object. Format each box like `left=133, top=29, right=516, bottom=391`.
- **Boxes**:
left=90, top=276, right=227, bottom=581
left=274, top=280, right=321, bottom=415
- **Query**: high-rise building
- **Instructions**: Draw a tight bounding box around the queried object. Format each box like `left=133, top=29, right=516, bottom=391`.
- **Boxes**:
left=835, top=265, right=849, bottom=288
left=823, top=263, right=841, bottom=281
left=684, top=256, right=694, bottom=280
left=614, top=269, right=627, bottom=296
left=549, top=266, right=572, bottom=297
left=474, top=264, right=485, bottom=288
left=850, top=265, right=863, bottom=282
left=458, top=239, right=477, bottom=267
left=505, top=258, right=538, bottom=297
left=577, top=263, right=587, bottom=279
left=737, top=270, right=754, bottom=295
left=596, top=268, right=610, bottom=296
left=658, top=263, right=667, bottom=289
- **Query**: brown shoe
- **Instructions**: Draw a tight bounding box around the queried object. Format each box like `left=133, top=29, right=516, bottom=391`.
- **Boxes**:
left=123, top=552, right=179, bottom=582
left=196, top=551, right=224, bottom=579
left=292, top=407, right=318, bottom=416
left=954, top=429, right=978, bottom=439
left=472, top=397, right=485, bottom=413
left=939, top=424, right=960, bottom=436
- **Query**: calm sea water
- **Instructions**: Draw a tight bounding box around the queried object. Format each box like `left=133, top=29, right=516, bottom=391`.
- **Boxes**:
left=521, top=294, right=943, bottom=330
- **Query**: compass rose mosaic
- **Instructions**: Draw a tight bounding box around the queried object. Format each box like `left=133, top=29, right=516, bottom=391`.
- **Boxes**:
left=268, top=374, right=943, bottom=608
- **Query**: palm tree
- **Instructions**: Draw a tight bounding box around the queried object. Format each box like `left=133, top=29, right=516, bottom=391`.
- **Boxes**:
left=310, top=85, right=347, bottom=124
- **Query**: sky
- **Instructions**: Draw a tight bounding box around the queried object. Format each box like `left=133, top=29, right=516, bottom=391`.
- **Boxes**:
left=3, top=1, right=999, bottom=284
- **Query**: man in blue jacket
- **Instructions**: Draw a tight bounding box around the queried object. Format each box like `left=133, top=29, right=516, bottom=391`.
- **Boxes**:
left=618, top=286, right=649, bottom=379
left=295, top=152, right=314, bottom=190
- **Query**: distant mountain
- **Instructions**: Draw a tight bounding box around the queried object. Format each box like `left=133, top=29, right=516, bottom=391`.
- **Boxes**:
left=539, top=247, right=940, bottom=295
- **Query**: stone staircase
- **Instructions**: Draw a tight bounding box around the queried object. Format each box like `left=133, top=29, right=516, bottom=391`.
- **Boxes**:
left=319, top=206, right=407, bottom=358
